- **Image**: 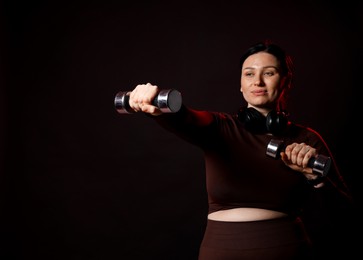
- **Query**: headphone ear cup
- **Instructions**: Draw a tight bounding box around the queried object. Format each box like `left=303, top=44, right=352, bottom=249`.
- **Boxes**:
left=237, top=107, right=267, bottom=133
left=238, top=107, right=289, bottom=134
left=266, top=110, right=288, bottom=135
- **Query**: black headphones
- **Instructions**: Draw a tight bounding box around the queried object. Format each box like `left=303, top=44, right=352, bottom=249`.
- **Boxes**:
left=237, top=107, right=289, bottom=135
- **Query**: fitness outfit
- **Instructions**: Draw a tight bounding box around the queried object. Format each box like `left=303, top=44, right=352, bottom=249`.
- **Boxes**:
left=152, top=105, right=352, bottom=259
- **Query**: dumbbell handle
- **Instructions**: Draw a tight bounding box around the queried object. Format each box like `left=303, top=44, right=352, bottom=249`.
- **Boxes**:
left=266, top=139, right=331, bottom=177
left=114, top=89, right=182, bottom=114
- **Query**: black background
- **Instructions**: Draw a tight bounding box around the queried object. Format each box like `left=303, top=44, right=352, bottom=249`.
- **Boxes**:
left=1, top=0, right=362, bottom=259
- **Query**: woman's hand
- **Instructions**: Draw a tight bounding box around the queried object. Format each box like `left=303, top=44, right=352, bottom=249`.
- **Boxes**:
left=128, top=83, right=162, bottom=116
left=280, top=142, right=324, bottom=187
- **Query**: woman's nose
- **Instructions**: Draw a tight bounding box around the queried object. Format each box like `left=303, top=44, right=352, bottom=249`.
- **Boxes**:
left=254, top=76, right=263, bottom=86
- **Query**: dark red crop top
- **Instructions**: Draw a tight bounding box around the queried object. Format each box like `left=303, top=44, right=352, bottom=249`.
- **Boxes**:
left=152, top=105, right=350, bottom=216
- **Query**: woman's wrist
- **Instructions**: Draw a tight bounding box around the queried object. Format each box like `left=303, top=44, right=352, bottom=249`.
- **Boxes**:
left=307, top=175, right=326, bottom=188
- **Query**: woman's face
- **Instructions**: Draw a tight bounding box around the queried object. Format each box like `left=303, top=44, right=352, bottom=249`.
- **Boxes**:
left=240, top=52, right=285, bottom=112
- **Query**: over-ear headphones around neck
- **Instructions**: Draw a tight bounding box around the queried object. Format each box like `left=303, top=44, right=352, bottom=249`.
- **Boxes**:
left=237, top=107, right=289, bottom=135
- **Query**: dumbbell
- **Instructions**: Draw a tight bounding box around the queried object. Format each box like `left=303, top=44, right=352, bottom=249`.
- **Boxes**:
left=114, top=89, right=182, bottom=114
left=266, top=139, right=331, bottom=177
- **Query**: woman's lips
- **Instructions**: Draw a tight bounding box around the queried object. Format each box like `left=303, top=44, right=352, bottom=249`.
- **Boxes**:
left=251, top=90, right=267, bottom=96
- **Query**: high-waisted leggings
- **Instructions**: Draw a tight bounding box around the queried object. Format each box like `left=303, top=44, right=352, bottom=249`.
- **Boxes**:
left=198, top=217, right=314, bottom=260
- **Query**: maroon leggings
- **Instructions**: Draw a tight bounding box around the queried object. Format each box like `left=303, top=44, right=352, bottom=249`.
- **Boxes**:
left=199, top=217, right=314, bottom=260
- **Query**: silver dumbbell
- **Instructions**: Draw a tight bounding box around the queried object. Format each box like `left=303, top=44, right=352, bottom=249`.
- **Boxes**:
left=114, top=89, right=182, bottom=114
left=266, top=139, right=331, bottom=177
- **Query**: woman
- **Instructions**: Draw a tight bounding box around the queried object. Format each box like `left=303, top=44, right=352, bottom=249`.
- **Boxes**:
left=125, top=41, right=354, bottom=259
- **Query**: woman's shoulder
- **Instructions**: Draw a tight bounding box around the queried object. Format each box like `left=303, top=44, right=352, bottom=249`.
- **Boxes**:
left=287, top=122, right=326, bottom=143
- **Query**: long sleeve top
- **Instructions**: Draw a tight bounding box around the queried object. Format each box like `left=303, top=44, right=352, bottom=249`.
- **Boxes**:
left=152, top=105, right=354, bottom=218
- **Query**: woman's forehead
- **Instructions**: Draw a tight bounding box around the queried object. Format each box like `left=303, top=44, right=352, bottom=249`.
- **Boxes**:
left=242, top=52, right=279, bottom=69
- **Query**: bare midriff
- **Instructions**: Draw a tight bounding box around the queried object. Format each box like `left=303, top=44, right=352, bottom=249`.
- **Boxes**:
left=208, top=208, right=288, bottom=222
